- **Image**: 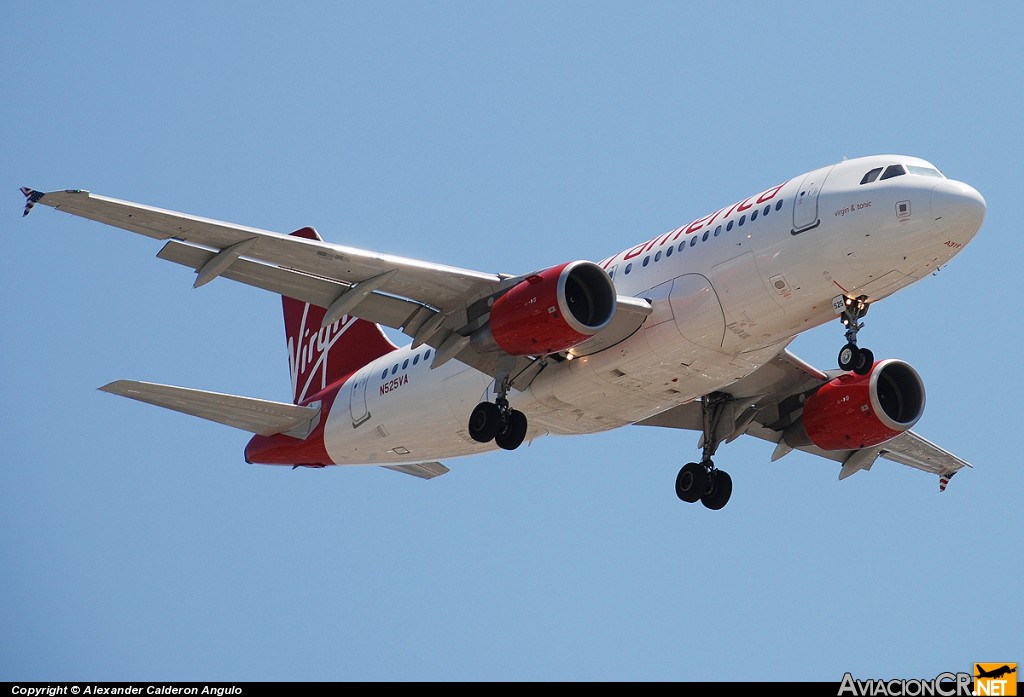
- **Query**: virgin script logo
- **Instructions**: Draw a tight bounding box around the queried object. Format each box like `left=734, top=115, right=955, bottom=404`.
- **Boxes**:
left=287, top=302, right=357, bottom=404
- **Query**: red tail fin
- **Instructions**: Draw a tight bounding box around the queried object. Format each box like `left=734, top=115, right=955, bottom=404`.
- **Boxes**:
left=284, top=227, right=398, bottom=405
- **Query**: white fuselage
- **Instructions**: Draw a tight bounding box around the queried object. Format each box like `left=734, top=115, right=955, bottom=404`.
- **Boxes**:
left=320, top=155, right=984, bottom=466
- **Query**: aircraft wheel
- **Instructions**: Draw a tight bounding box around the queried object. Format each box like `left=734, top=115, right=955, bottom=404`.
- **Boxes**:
left=468, top=402, right=501, bottom=443
left=853, top=347, right=874, bottom=375
left=838, top=343, right=858, bottom=371
left=701, top=470, right=733, bottom=510
left=675, top=462, right=708, bottom=503
left=495, top=410, right=528, bottom=451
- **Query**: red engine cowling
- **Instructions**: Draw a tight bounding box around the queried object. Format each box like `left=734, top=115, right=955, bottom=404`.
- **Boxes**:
left=475, top=260, right=616, bottom=356
left=785, top=359, right=926, bottom=451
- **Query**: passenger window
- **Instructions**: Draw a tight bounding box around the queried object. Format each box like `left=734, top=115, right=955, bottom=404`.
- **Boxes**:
left=738, top=215, right=746, bottom=226
left=775, top=200, right=783, bottom=211
left=677, top=242, right=685, bottom=252
left=727, top=220, right=734, bottom=232
left=624, top=263, right=632, bottom=274
left=391, top=364, right=398, bottom=375
left=880, top=164, right=906, bottom=180
left=702, top=231, right=709, bottom=241
left=424, top=350, right=432, bottom=360
left=860, top=168, right=883, bottom=184
left=714, top=225, right=722, bottom=237
left=665, top=246, right=673, bottom=257
left=690, top=237, right=697, bottom=247
left=413, top=355, right=419, bottom=365
left=751, top=209, right=758, bottom=221
left=763, top=205, right=770, bottom=216
left=654, top=251, right=662, bottom=262
left=402, top=359, right=409, bottom=369
left=642, top=256, right=650, bottom=267
left=381, top=370, right=387, bottom=380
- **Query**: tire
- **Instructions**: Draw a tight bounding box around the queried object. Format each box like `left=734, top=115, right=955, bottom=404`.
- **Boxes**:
left=701, top=470, right=733, bottom=510
left=675, top=462, right=708, bottom=503
left=838, top=343, right=857, bottom=371
left=468, top=402, right=501, bottom=443
left=495, top=409, right=528, bottom=451
left=853, top=347, right=874, bottom=376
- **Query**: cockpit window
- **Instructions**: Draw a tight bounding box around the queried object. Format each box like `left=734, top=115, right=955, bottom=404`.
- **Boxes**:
left=860, top=167, right=883, bottom=185
left=879, top=164, right=906, bottom=180
left=907, top=165, right=944, bottom=178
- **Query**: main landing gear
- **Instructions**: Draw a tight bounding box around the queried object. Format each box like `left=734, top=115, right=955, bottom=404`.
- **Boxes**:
left=469, top=399, right=528, bottom=450
left=675, top=392, right=733, bottom=510
left=836, top=294, right=874, bottom=376
left=468, top=371, right=528, bottom=450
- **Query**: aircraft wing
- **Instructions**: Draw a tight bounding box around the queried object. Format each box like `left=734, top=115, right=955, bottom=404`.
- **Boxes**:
left=635, top=350, right=972, bottom=490
left=24, top=187, right=651, bottom=388
left=23, top=188, right=650, bottom=388
left=24, top=188, right=501, bottom=307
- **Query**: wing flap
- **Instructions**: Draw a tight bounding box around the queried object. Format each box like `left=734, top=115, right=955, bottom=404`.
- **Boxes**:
left=156, top=240, right=546, bottom=389
left=157, top=240, right=426, bottom=331
left=99, top=380, right=320, bottom=438
left=382, top=462, right=450, bottom=479
left=877, top=431, right=972, bottom=475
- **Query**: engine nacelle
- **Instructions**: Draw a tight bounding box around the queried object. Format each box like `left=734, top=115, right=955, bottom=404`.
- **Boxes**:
left=472, top=260, right=616, bottom=356
left=785, top=359, right=926, bottom=451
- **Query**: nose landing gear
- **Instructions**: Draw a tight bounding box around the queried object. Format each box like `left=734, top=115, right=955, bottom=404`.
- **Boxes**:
left=836, top=294, right=874, bottom=375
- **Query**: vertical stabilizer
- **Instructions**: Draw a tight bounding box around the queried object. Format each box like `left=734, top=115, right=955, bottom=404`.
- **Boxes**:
left=283, top=227, right=399, bottom=405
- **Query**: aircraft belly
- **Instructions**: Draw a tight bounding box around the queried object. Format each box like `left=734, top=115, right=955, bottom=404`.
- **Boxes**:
left=523, top=314, right=766, bottom=435
left=323, top=355, right=492, bottom=465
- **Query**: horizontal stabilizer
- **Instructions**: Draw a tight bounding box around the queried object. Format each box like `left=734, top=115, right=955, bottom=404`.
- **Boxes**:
left=99, top=380, right=320, bottom=438
left=382, top=462, right=450, bottom=479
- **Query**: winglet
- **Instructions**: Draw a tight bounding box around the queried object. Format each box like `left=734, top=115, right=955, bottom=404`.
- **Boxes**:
left=19, top=187, right=44, bottom=217
left=939, top=470, right=956, bottom=492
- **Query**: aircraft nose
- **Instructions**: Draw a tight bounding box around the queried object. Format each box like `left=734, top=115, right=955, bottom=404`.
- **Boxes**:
left=930, top=179, right=986, bottom=238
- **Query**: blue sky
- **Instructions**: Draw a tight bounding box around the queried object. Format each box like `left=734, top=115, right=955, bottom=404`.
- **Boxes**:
left=3, top=1, right=1021, bottom=682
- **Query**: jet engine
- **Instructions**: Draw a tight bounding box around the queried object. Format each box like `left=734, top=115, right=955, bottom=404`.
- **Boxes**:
left=471, top=260, right=616, bottom=356
left=784, top=359, right=926, bottom=451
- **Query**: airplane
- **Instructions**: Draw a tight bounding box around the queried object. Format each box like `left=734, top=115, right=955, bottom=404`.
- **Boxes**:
left=19, top=153, right=987, bottom=510
left=976, top=665, right=1016, bottom=680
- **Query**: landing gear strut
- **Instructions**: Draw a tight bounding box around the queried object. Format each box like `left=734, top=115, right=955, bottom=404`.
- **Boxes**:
left=468, top=368, right=528, bottom=450
left=675, top=392, right=733, bottom=510
left=836, top=294, right=873, bottom=375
